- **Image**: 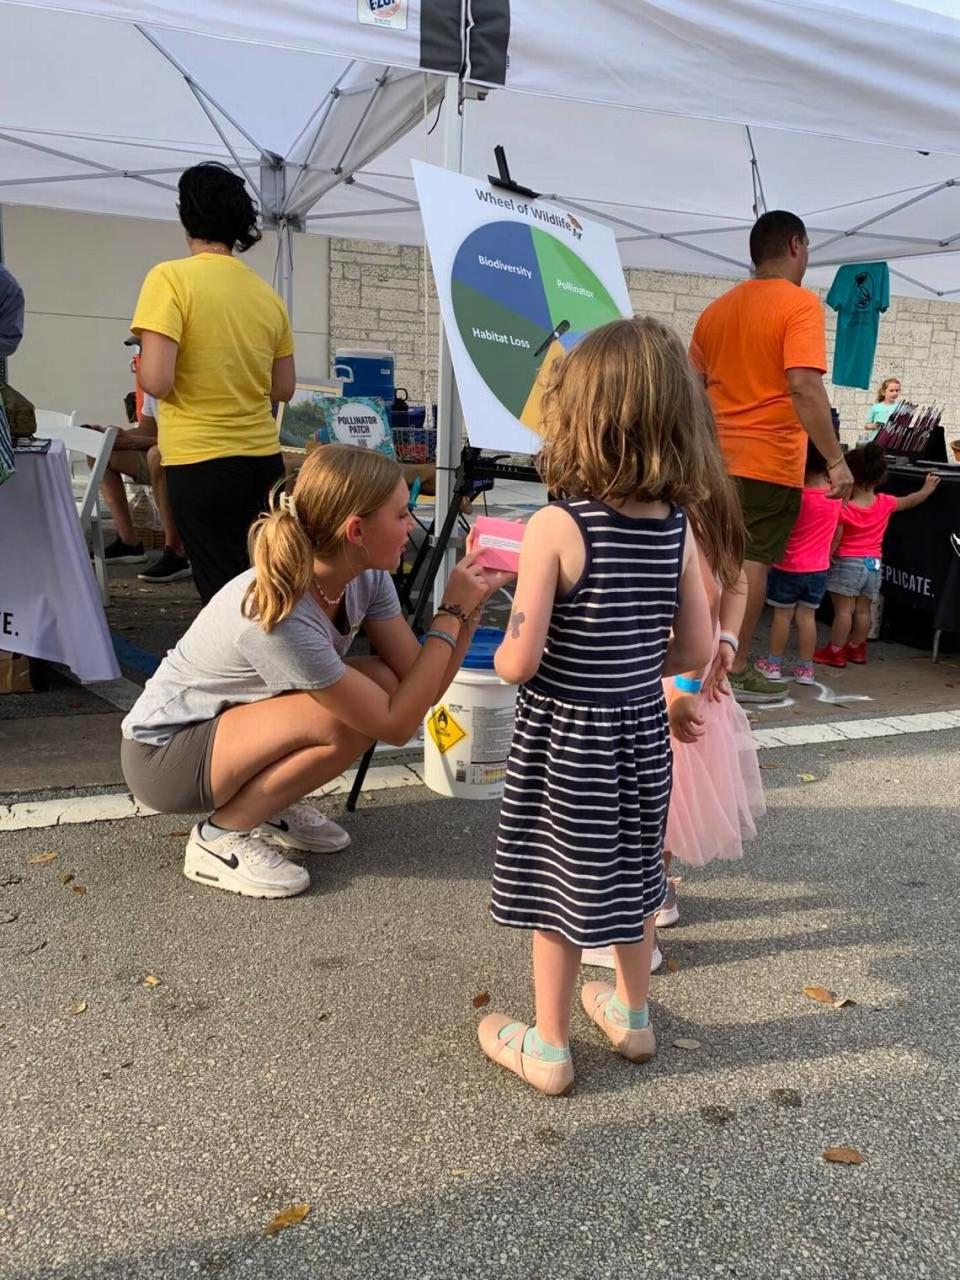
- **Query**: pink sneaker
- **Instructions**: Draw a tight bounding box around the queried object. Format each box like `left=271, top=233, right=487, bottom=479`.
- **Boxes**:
left=754, top=657, right=787, bottom=682
left=792, top=660, right=816, bottom=685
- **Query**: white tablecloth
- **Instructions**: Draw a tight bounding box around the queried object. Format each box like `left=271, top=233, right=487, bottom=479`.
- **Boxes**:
left=0, top=441, right=120, bottom=682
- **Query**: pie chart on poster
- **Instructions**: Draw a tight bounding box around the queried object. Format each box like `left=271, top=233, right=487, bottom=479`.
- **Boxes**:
left=451, top=221, right=623, bottom=431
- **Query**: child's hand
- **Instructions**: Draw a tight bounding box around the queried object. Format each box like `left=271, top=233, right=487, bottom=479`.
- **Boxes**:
left=669, top=694, right=705, bottom=744
left=702, top=648, right=734, bottom=702
left=921, top=472, right=941, bottom=495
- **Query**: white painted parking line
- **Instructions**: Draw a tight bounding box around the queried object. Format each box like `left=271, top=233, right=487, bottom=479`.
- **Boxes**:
left=2, top=711, right=959, bottom=831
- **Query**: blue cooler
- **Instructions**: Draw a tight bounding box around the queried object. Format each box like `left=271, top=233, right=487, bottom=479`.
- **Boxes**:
left=333, top=347, right=395, bottom=402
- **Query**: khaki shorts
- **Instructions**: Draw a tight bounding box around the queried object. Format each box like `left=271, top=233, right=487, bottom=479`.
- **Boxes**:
left=121, top=718, right=220, bottom=815
left=114, top=449, right=151, bottom=485
left=734, top=477, right=802, bottom=566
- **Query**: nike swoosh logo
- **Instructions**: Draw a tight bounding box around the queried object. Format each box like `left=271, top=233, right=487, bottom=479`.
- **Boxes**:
left=204, top=847, right=239, bottom=870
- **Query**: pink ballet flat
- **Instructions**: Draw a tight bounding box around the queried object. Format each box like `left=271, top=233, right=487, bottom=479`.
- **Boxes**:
left=581, top=982, right=657, bottom=1063
left=477, top=1013, right=575, bottom=1097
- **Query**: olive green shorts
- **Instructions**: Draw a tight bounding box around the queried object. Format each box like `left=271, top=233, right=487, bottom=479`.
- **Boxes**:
left=734, top=477, right=802, bottom=566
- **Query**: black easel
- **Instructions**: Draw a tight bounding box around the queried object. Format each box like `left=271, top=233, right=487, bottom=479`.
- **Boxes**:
left=345, top=444, right=539, bottom=811
left=345, top=146, right=542, bottom=812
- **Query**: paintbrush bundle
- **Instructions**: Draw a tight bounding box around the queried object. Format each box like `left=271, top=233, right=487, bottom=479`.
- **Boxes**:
left=875, top=402, right=943, bottom=459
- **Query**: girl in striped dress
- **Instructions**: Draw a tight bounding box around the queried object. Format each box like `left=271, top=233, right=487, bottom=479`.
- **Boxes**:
left=478, top=317, right=717, bottom=1097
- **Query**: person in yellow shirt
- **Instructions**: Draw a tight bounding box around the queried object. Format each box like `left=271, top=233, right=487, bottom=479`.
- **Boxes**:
left=132, top=162, right=296, bottom=603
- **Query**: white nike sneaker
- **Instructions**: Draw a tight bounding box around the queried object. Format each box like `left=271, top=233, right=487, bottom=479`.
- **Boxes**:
left=183, top=825, right=310, bottom=899
left=581, top=944, right=664, bottom=974
left=262, top=802, right=351, bottom=854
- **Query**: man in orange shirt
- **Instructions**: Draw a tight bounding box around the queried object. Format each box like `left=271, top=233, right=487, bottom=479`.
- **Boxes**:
left=691, top=211, right=854, bottom=701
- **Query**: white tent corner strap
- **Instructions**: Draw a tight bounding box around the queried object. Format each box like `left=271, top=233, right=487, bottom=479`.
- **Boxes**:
left=6, top=0, right=960, bottom=295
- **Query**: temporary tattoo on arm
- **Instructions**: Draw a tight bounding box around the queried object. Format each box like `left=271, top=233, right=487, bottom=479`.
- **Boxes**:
left=509, top=610, right=526, bottom=640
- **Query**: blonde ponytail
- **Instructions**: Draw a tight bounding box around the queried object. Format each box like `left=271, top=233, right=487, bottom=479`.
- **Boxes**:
left=243, top=482, right=314, bottom=632
left=242, top=444, right=403, bottom=632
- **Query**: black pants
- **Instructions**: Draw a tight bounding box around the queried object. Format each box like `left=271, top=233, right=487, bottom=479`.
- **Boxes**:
left=166, top=453, right=285, bottom=604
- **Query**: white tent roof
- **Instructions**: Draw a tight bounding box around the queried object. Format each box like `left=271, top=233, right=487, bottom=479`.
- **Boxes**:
left=5, top=0, right=960, bottom=297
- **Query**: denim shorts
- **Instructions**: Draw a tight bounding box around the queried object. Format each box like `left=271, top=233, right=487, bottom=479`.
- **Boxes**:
left=827, top=556, right=882, bottom=600
left=766, top=566, right=829, bottom=610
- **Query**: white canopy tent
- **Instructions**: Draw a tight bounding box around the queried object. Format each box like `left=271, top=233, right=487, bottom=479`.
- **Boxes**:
left=5, top=0, right=960, bottom=298
left=5, top=0, right=960, bottom=585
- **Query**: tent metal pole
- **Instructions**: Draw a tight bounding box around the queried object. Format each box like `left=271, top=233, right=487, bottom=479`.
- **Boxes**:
left=554, top=193, right=751, bottom=271
left=810, top=179, right=957, bottom=254
left=333, top=68, right=392, bottom=176
left=432, top=75, right=466, bottom=607
left=0, top=130, right=178, bottom=193
left=347, top=180, right=420, bottom=209
left=283, top=64, right=355, bottom=212
left=278, top=224, right=294, bottom=317
left=745, top=127, right=767, bottom=217
left=135, top=25, right=268, bottom=160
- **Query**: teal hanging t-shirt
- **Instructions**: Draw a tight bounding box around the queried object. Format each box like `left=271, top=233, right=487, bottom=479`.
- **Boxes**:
left=826, top=262, right=889, bottom=390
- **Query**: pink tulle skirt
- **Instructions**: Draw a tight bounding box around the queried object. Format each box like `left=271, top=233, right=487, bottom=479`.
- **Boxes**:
left=665, top=682, right=766, bottom=867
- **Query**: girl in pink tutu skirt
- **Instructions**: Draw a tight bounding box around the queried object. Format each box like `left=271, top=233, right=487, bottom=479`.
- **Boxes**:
left=584, top=458, right=764, bottom=970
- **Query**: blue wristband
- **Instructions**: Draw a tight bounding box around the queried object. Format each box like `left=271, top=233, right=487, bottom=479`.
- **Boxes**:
left=674, top=675, right=703, bottom=694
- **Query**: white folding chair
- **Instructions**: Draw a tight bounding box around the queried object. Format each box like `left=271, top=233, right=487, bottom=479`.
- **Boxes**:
left=36, top=412, right=117, bottom=606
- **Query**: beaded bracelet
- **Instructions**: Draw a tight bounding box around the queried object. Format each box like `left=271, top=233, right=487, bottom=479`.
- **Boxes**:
left=422, top=628, right=457, bottom=650
left=718, top=630, right=739, bottom=653
left=436, top=603, right=469, bottom=624
left=674, top=675, right=703, bottom=694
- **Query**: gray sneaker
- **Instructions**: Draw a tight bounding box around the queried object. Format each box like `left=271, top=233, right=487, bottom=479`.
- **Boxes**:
left=728, top=661, right=787, bottom=703
left=655, top=878, right=680, bottom=928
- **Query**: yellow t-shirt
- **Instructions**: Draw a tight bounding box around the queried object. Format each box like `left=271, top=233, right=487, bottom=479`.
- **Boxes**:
left=131, top=253, right=294, bottom=466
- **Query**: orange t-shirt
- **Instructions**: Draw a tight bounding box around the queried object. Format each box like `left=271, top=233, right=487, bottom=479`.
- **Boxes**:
left=690, top=278, right=827, bottom=489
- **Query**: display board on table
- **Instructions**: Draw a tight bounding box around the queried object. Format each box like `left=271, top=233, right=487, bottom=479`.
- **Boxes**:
left=277, top=385, right=397, bottom=458
left=413, top=160, right=631, bottom=454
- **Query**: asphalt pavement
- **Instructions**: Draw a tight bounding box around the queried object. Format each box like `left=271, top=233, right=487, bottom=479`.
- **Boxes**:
left=1, top=730, right=958, bottom=1280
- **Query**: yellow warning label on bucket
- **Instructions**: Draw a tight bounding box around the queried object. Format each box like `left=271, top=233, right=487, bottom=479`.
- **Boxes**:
left=427, top=705, right=467, bottom=754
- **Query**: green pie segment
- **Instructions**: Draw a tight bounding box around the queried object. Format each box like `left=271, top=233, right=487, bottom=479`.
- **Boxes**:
left=531, top=228, right=621, bottom=333
left=452, top=278, right=552, bottom=418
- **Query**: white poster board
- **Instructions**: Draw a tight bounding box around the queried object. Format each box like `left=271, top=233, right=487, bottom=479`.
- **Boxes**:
left=413, top=160, right=632, bottom=454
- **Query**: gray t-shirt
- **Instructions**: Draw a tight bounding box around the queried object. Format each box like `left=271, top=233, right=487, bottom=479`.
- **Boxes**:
left=122, top=568, right=401, bottom=745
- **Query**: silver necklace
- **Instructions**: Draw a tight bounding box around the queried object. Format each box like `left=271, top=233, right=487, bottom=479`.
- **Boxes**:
left=315, top=581, right=346, bottom=607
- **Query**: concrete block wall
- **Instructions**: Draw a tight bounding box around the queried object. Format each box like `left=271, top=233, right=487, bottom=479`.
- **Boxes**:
left=331, top=239, right=960, bottom=451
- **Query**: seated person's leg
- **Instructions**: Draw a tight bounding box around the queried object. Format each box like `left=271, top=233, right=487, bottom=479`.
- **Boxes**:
left=136, top=447, right=192, bottom=583
left=90, top=447, right=148, bottom=562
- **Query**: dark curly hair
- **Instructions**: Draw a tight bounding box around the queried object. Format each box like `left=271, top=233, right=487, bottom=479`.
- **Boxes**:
left=846, top=442, right=888, bottom=489
left=177, top=162, right=261, bottom=253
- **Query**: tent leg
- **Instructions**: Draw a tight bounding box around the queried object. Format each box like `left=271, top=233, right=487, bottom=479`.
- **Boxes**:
left=432, top=76, right=466, bottom=609
left=278, top=223, right=294, bottom=317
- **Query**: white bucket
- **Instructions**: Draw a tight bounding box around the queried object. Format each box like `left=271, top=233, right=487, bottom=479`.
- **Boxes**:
left=423, top=629, right=516, bottom=801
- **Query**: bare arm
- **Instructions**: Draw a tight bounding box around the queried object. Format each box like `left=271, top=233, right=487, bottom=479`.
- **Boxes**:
left=138, top=331, right=178, bottom=399
left=309, top=554, right=493, bottom=746
left=117, top=414, right=159, bottom=451
left=271, top=355, right=296, bottom=403
left=494, top=505, right=565, bottom=686
left=662, top=526, right=714, bottom=677
left=786, top=367, right=853, bottom=499
left=895, top=473, right=940, bottom=512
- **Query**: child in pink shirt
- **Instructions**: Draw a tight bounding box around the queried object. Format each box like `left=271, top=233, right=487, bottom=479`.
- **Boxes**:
left=757, top=444, right=841, bottom=685
left=815, top=443, right=939, bottom=667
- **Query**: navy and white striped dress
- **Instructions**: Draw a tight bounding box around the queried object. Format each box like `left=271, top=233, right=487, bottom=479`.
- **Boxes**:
left=491, top=499, right=687, bottom=948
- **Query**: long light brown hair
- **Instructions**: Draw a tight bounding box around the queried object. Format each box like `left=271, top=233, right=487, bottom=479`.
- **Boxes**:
left=876, top=376, right=901, bottom=403
left=243, top=444, right=402, bottom=632
left=537, top=316, right=717, bottom=509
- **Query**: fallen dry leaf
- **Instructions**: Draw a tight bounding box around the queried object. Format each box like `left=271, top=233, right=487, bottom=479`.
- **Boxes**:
left=472, top=992, right=490, bottom=1008
left=450, top=1169, right=470, bottom=1177
left=804, top=985, right=837, bottom=1005
left=664, top=957, right=681, bottom=973
left=672, top=1037, right=702, bottom=1051
left=798, top=773, right=817, bottom=783
left=804, top=985, right=856, bottom=1009
left=57, top=871, right=75, bottom=886
left=143, top=975, right=161, bottom=987
left=264, top=1204, right=311, bottom=1236
left=70, top=1001, right=88, bottom=1016
left=71, top=884, right=87, bottom=895
left=166, top=830, right=190, bottom=839
left=758, top=762, right=779, bottom=771
left=26, top=851, right=57, bottom=866
left=823, top=1146, right=864, bottom=1165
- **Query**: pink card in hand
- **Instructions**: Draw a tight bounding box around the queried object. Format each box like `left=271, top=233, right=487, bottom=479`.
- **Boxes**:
left=473, top=516, right=525, bottom=572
